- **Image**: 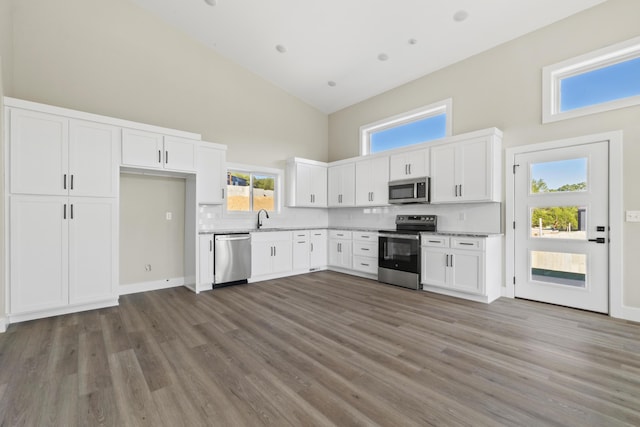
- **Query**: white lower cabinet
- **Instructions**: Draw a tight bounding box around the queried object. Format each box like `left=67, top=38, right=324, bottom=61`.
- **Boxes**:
left=10, top=195, right=118, bottom=318
left=292, top=231, right=310, bottom=271
left=251, top=231, right=293, bottom=280
left=309, top=230, right=328, bottom=270
left=328, top=230, right=352, bottom=269
left=421, top=235, right=501, bottom=303
left=198, top=234, right=214, bottom=289
left=352, top=231, right=378, bottom=276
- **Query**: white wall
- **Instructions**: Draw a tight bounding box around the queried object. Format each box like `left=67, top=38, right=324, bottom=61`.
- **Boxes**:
left=328, top=0, right=640, bottom=307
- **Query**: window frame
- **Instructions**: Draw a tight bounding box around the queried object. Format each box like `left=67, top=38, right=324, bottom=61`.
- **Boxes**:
left=225, top=163, right=282, bottom=216
left=542, top=35, right=640, bottom=124
left=359, top=98, right=452, bottom=156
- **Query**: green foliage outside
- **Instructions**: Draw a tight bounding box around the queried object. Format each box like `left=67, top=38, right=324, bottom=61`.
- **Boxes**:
left=253, top=176, right=275, bottom=191
left=530, top=179, right=585, bottom=230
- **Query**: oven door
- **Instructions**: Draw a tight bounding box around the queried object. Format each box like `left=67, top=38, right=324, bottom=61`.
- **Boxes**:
left=378, top=233, right=420, bottom=273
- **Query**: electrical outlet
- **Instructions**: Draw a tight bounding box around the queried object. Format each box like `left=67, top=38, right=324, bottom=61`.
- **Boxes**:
left=166, top=212, right=172, bottom=220
left=626, top=211, right=640, bottom=222
left=458, top=212, right=466, bottom=221
left=145, top=264, right=152, bottom=271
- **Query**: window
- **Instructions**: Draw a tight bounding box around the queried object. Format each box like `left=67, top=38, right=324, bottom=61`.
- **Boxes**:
left=360, top=99, right=452, bottom=155
left=226, top=168, right=278, bottom=213
left=543, top=35, right=640, bottom=123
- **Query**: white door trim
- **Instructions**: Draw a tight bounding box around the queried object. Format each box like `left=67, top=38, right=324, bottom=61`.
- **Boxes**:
left=505, top=131, right=634, bottom=321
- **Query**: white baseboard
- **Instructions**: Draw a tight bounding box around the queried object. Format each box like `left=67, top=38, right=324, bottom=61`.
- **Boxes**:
left=8, top=299, right=119, bottom=324
left=612, top=305, right=640, bottom=323
left=119, top=277, right=185, bottom=295
left=0, top=316, right=7, bottom=333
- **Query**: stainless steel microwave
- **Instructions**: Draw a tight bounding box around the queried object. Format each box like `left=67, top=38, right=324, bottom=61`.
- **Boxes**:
left=388, top=177, right=430, bottom=204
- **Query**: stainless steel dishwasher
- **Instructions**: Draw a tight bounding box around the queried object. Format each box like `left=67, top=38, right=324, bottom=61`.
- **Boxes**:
left=214, top=234, right=252, bottom=287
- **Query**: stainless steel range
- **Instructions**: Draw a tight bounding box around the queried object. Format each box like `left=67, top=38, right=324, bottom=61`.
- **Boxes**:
left=378, top=215, right=437, bottom=289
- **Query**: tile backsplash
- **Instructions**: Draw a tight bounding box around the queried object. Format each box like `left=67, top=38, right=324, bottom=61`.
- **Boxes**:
left=199, top=202, right=501, bottom=233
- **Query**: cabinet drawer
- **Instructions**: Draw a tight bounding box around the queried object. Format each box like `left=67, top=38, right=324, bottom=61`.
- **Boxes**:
left=421, top=236, right=449, bottom=248
left=310, top=229, right=327, bottom=238
left=293, top=230, right=310, bottom=239
left=251, top=231, right=292, bottom=243
left=329, top=230, right=352, bottom=239
left=353, top=231, right=377, bottom=241
left=353, top=241, right=378, bottom=257
left=451, top=237, right=484, bottom=250
left=352, top=256, right=378, bottom=274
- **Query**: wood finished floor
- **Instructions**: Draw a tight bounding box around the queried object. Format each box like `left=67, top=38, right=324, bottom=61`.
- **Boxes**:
left=1, top=271, right=639, bottom=426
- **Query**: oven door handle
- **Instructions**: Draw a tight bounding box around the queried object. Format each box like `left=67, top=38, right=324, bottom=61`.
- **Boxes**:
left=378, top=232, right=420, bottom=240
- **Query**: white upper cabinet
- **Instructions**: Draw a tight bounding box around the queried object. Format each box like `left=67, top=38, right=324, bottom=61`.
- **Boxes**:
left=10, top=109, right=68, bottom=196
left=328, top=162, right=355, bottom=207
left=69, top=120, right=120, bottom=198
left=285, top=158, right=327, bottom=207
left=389, top=148, right=430, bottom=181
left=122, top=129, right=196, bottom=172
left=9, top=109, right=119, bottom=198
left=355, top=155, right=389, bottom=206
left=430, top=134, right=501, bottom=203
left=197, top=143, right=227, bottom=204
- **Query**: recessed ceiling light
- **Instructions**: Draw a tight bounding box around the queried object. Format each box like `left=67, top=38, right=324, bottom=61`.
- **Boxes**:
left=453, top=10, right=469, bottom=22
left=327, top=81, right=337, bottom=87
left=275, top=44, right=287, bottom=53
left=408, top=38, right=418, bottom=45
left=204, top=0, right=216, bottom=6
left=378, top=53, right=389, bottom=61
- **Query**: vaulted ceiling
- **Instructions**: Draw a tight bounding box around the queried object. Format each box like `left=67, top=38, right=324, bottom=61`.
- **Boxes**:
left=131, top=0, right=607, bottom=113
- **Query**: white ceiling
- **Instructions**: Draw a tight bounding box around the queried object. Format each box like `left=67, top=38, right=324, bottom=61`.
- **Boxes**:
left=131, top=0, right=606, bottom=114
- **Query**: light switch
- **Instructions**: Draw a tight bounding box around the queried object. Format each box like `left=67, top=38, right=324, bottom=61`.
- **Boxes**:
left=166, top=212, right=172, bottom=220
left=626, top=211, right=640, bottom=222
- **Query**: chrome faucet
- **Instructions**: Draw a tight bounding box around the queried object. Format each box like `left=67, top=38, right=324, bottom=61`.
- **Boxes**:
left=257, top=209, right=270, bottom=229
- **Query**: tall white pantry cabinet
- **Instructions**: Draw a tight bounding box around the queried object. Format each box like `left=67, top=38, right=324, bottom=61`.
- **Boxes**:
left=6, top=104, right=120, bottom=321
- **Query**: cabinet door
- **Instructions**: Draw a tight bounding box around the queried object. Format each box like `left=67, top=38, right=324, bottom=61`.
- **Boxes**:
left=295, top=162, right=317, bottom=207
left=329, top=239, right=352, bottom=268
left=356, top=157, right=389, bottom=206
left=309, top=231, right=328, bottom=268
left=272, top=240, right=293, bottom=274
left=450, top=251, right=483, bottom=294
left=122, top=129, right=164, bottom=168
left=310, top=165, right=328, bottom=206
left=10, top=109, right=68, bottom=196
left=68, top=198, right=117, bottom=304
left=198, top=235, right=214, bottom=285
left=389, top=149, right=428, bottom=181
left=251, top=240, right=273, bottom=278
left=421, top=248, right=449, bottom=288
left=69, top=120, right=120, bottom=198
left=164, top=136, right=197, bottom=172
left=430, top=144, right=457, bottom=203
left=458, top=138, right=491, bottom=202
left=328, top=164, right=355, bottom=207
left=292, top=239, right=310, bottom=271
left=10, top=196, right=69, bottom=313
left=197, top=145, right=226, bottom=204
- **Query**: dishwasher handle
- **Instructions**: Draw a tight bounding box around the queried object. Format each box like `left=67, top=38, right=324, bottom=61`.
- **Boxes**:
left=215, top=235, right=251, bottom=242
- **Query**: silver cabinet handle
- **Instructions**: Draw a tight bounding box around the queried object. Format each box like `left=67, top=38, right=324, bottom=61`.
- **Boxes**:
left=70, top=204, right=74, bottom=219
left=209, top=240, right=213, bottom=252
left=361, top=263, right=369, bottom=267
left=408, top=164, right=412, bottom=175
left=70, top=174, right=74, bottom=190
left=63, top=174, right=67, bottom=190
left=63, top=204, right=67, bottom=219
left=310, top=243, right=314, bottom=252
left=459, top=184, right=462, bottom=197
left=165, top=150, right=169, bottom=164
left=158, top=150, right=162, bottom=163
left=274, top=246, right=276, bottom=257
left=450, top=254, right=454, bottom=267
left=221, top=188, right=225, bottom=199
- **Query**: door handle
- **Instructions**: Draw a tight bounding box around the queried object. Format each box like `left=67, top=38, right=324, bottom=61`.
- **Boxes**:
left=165, top=151, right=169, bottom=164
left=158, top=150, right=162, bottom=163
left=70, top=204, right=74, bottom=219
left=588, top=237, right=606, bottom=244
left=63, top=174, right=67, bottom=190
left=70, top=174, right=74, bottom=190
